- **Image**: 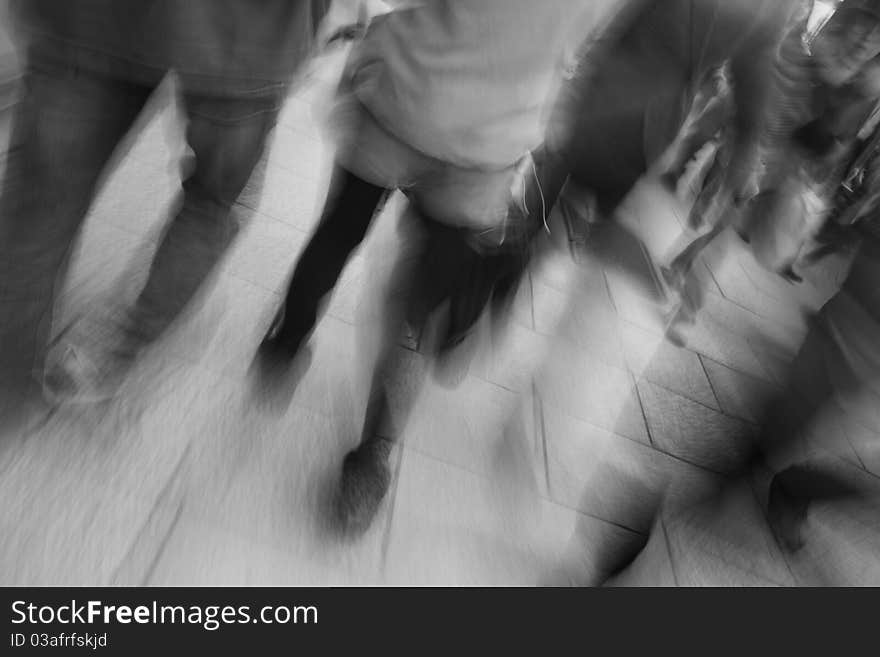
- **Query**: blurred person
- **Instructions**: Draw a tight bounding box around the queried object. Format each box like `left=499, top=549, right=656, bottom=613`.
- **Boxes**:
left=257, top=0, right=614, bottom=534
left=661, top=0, right=818, bottom=345
left=745, top=212, right=880, bottom=553
left=450, top=0, right=802, bottom=360
left=657, top=0, right=880, bottom=562
left=664, top=0, right=880, bottom=346
left=435, top=0, right=803, bottom=583
left=658, top=63, right=734, bottom=197
left=0, top=0, right=331, bottom=432
left=803, top=101, right=880, bottom=263
left=740, top=0, right=880, bottom=282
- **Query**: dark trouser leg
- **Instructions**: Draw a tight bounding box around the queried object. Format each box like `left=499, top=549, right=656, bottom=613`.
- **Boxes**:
left=0, top=58, right=151, bottom=412
left=120, top=90, right=284, bottom=353
left=338, top=209, right=478, bottom=532
left=265, top=166, right=389, bottom=357
left=358, top=209, right=462, bottom=445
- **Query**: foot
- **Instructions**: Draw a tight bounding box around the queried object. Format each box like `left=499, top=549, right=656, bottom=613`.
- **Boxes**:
left=659, top=171, right=680, bottom=194
left=663, top=302, right=695, bottom=348
left=334, top=437, right=393, bottom=536
left=258, top=304, right=309, bottom=363
left=325, top=22, right=367, bottom=45
left=778, top=266, right=803, bottom=284
left=42, top=325, right=139, bottom=405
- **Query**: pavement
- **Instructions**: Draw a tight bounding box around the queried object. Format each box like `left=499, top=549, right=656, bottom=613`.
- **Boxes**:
left=1, top=47, right=878, bottom=586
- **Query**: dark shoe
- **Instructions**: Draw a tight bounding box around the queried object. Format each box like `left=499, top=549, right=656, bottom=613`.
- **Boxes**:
left=325, top=22, right=367, bottom=45
left=259, top=304, right=309, bottom=363
left=335, top=437, right=393, bottom=536
left=659, top=171, right=680, bottom=194
left=778, top=266, right=803, bottom=284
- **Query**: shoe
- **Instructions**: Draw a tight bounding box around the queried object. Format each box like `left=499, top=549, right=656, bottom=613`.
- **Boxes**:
left=250, top=343, right=313, bottom=411
left=659, top=171, right=680, bottom=194
left=42, top=334, right=136, bottom=405
left=325, top=22, right=366, bottom=45
left=779, top=266, right=803, bottom=284
left=258, top=304, right=309, bottom=363
left=334, top=437, right=393, bottom=536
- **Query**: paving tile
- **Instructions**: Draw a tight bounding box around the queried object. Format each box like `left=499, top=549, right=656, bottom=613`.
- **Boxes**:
left=605, top=271, right=668, bottom=335
left=638, top=381, right=756, bottom=473
left=406, top=377, right=537, bottom=481
left=701, top=357, right=781, bottom=423
left=680, top=313, right=775, bottom=382
left=225, top=212, right=308, bottom=293
left=800, top=403, right=869, bottom=469
left=699, top=292, right=763, bottom=340
left=620, top=321, right=718, bottom=409
left=146, top=402, right=387, bottom=586
left=266, top=125, right=329, bottom=182
left=786, top=499, right=880, bottom=586
left=0, top=360, right=218, bottom=585
left=542, top=408, right=719, bottom=533
left=532, top=278, right=624, bottom=369
left=842, top=418, right=880, bottom=477
left=238, top=159, right=325, bottom=233
left=177, top=274, right=279, bottom=378
left=383, top=448, right=634, bottom=585
left=662, top=491, right=793, bottom=587
left=692, top=255, right=722, bottom=296
left=471, top=323, right=550, bottom=393
left=90, top=149, right=181, bottom=242
left=605, top=520, right=677, bottom=587
left=745, top=343, right=795, bottom=387
left=60, top=219, right=153, bottom=314
left=536, top=346, right=649, bottom=444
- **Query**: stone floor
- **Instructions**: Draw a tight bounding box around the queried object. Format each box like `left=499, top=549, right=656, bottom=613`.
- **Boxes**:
left=1, top=46, right=878, bottom=587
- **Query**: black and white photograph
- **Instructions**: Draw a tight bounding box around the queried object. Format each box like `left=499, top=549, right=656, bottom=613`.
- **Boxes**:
left=1, top=0, right=879, bottom=604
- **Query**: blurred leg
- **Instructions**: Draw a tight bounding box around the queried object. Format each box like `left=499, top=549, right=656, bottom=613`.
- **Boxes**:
left=0, top=58, right=151, bottom=422
left=122, top=90, right=285, bottom=351
left=262, top=165, right=389, bottom=360
left=338, top=208, right=482, bottom=533
left=334, top=205, right=430, bottom=534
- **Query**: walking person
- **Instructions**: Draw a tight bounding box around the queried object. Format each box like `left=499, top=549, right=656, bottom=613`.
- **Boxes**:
left=257, top=0, right=613, bottom=533
left=0, top=0, right=331, bottom=434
